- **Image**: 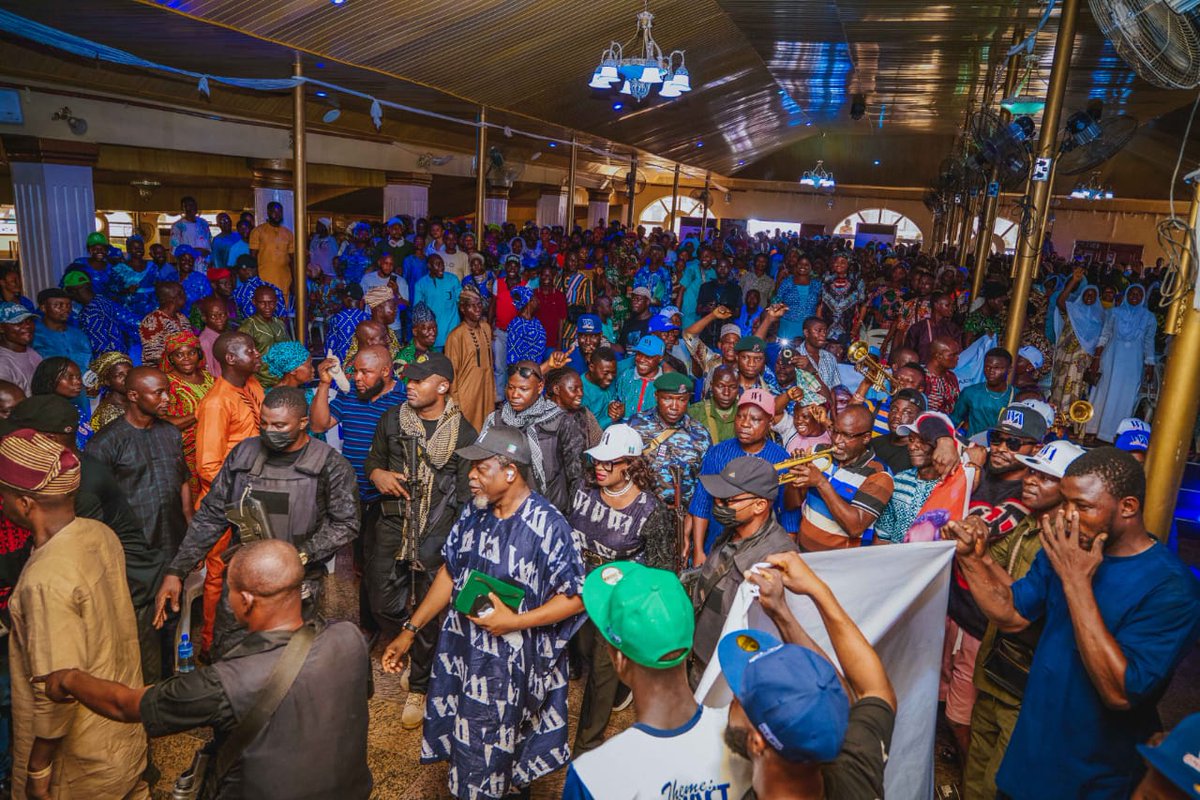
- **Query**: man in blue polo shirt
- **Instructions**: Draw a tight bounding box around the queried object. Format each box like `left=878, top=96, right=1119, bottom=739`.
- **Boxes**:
left=568, top=313, right=604, bottom=375
left=615, top=336, right=664, bottom=420
left=945, top=446, right=1200, bottom=799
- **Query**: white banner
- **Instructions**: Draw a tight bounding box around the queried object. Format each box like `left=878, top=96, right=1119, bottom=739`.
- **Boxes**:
left=695, top=541, right=956, bottom=800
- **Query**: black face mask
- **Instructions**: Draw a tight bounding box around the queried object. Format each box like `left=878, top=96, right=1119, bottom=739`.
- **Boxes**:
left=261, top=428, right=297, bottom=453
left=713, top=503, right=743, bottom=530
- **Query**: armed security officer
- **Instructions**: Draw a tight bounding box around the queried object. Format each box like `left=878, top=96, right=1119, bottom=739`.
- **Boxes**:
left=37, top=540, right=372, bottom=800
left=155, top=386, right=360, bottom=658
left=363, top=352, right=476, bottom=729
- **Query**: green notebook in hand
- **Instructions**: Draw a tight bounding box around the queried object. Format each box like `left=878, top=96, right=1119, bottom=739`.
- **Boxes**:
left=453, top=569, right=526, bottom=616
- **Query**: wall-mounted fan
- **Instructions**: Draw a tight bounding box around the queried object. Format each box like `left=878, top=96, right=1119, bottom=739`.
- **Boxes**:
left=1088, top=0, right=1200, bottom=89
left=689, top=187, right=714, bottom=206
left=972, top=113, right=1036, bottom=189
left=624, top=170, right=648, bottom=197
left=1057, top=103, right=1139, bottom=175
left=473, top=147, right=525, bottom=188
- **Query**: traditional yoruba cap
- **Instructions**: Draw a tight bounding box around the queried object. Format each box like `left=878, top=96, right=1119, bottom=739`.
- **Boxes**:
left=206, top=267, right=231, bottom=282
left=410, top=301, right=435, bottom=325
left=1117, top=417, right=1151, bottom=436
left=512, top=285, right=534, bottom=311
left=719, top=629, right=850, bottom=763
left=0, top=303, right=34, bottom=325
left=0, top=429, right=81, bottom=496
left=1137, top=712, right=1200, bottom=799
left=738, top=387, right=775, bottom=417
left=719, top=323, right=743, bottom=341
left=86, top=232, right=108, bottom=248
left=5, top=396, right=79, bottom=436
left=1015, top=439, right=1086, bottom=478
left=363, top=286, right=394, bottom=309
left=460, top=283, right=483, bottom=304
left=1115, top=430, right=1150, bottom=454
left=735, top=335, right=766, bottom=353
left=173, top=244, right=196, bottom=259
left=576, top=314, right=602, bottom=334
left=633, top=337, right=665, bottom=357
left=653, top=372, right=693, bottom=394
left=404, top=352, right=454, bottom=383
left=699, top=455, right=779, bottom=502
left=263, top=341, right=310, bottom=378
left=455, top=424, right=531, bottom=465
left=585, top=424, right=644, bottom=461
left=631, top=286, right=653, bottom=299
left=648, top=314, right=679, bottom=334
left=896, top=411, right=956, bottom=442
left=583, top=562, right=693, bottom=669
left=36, top=288, right=69, bottom=306
left=1017, top=345, right=1044, bottom=371
left=62, top=271, right=92, bottom=288
left=992, top=403, right=1048, bottom=442
left=89, top=351, right=133, bottom=381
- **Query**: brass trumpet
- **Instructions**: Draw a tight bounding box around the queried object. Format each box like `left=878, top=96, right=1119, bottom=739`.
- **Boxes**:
left=848, top=340, right=893, bottom=392
left=775, top=446, right=834, bottom=484
left=1054, top=400, right=1094, bottom=437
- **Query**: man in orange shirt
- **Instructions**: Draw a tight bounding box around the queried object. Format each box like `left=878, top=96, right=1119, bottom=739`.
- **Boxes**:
left=188, top=330, right=264, bottom=653
left=248, top=201, right=295, bottom=295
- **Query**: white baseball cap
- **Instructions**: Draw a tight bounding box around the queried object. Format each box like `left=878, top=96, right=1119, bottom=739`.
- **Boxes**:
left=1015, top=439, right=1086, bottom=479
left=1013, top=398, right=1055, bottom=428
left=585, top=424, right=644, bottom=462
left=1116, top=417, right=1151, bottom=436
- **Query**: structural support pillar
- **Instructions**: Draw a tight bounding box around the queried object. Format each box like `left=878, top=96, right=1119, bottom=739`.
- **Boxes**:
left=536, top=188, right=566, bottom=228
left=291, top=52, right=308, bottom=341
left=956, top=192, right=974, bottom=265
left=4, top=136, right=98, bottom=295
left=670, top=163, right=681, bottom=234
left=384, top=171, right=432, bottom=221
left=474, top=108, right=488, bottom=233
left=626, top=154, right=638, bottom=229
left=587, top=188, right=611, bottom=229
left=1145, top=173, right=1200, bottom=537
left=484, top=186, right=509, bottom=228
left=565, top=137, right=578, bottom=232
left=1004, top=0, right=1079, bottom=361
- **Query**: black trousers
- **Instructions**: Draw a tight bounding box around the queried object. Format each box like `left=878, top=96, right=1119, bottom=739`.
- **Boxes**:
left=573, top=620, right=620, bottom=754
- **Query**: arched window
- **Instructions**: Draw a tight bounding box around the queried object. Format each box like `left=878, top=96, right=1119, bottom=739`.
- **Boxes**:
left=639, top=195, right=705, bottom=232
left=833, top=208, right=924, bottom=244
left=968, top=215, right=1020, bottom=255
left=104, top=211, right=135, bottom=242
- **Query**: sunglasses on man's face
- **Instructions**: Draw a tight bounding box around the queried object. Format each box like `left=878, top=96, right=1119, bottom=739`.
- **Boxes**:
left=988, top=431, right=1035, bottom=451
left=507, top=364, right=542, bottom=381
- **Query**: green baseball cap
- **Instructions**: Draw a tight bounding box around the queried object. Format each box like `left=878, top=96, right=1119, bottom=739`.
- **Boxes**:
left=62, top=270, right=92, bottom=288
left=86, top=232, right=108, bottom=248
left=583, top=561, right=694, bottom=669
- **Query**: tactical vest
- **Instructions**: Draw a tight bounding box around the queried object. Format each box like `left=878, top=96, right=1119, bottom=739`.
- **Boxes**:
left=209, top=621, right=371, bottom=799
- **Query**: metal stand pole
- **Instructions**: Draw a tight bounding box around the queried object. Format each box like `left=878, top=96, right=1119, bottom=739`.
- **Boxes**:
left=291, top=52, right=308, bottom=344
left=474, top=108, right=487, bottom=235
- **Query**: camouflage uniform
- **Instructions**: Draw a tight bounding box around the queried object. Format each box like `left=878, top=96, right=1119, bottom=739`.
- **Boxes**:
left=628, top=408, right=713, bottom=510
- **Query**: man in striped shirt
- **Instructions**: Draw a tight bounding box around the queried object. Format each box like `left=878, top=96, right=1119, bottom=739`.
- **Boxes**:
left=784, top=405, right=894, bottom=551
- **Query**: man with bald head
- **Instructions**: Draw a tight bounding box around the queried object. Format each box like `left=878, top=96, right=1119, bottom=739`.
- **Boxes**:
left=784, top=404, right=895, bottom=551
left=41, top=540, right=371, bottom=799
left=344, top=317, right=400, bottom=368
left=0, top=379, right=24, bottom=419
left=924, top=335, right=962, bottom=415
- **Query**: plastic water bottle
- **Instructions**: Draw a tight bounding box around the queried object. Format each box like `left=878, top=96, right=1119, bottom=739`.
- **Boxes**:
left=177, top=633, right=195, bottom=674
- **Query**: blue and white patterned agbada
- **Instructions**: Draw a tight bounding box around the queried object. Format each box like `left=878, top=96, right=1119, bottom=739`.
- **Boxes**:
left=422, top=493, right=585, bottom=799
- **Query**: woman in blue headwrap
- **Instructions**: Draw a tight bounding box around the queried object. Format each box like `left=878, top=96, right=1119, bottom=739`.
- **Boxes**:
left=1087, top=281, right=1156, bottom=441
left=505, top=285, right=547, bottom=364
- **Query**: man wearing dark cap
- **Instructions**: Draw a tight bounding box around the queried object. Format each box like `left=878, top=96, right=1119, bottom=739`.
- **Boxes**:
left=689, top=455, right=798, bottom=685
left=719, top=551, right=896, bottom=800
left=629, top=372, right=712, bottom=547
left=0, top=429, right=148, bottom=799
left=381, top=425, right=586, bottom=800
left=870, top=387, right=927, bottom=473
left=363, top=352, right=477, bottom=729
left=733, top=335, right=781, bottom=395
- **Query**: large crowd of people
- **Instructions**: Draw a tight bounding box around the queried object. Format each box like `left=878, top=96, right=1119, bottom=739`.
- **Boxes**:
left=0, top=196, right=1194, bottom=800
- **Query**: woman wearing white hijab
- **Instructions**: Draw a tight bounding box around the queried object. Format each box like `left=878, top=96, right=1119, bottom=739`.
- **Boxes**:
left=1087, top=282, right=1156, bottom=441
left=1050, top=266, right=1106, bottom=412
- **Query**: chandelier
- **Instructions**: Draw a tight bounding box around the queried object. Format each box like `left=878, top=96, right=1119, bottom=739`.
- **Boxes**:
left=588, top=6, right=692, bottom=102
left=800, top=160, right=836, bottom=189
left=1069, top=171, right=1114, bottom=200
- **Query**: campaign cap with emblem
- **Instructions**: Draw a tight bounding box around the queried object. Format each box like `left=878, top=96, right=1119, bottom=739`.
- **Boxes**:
left=699, top=455, right=779, bottom=502
left=0, top=302, right=35, bottom=324
left=1015, top=440, right=1086, bottom=478
left=583, top=561, right=693, bottom=669
left=991, top=403, right=1048, bottom=442
left=653, top=372, right=693, bottom=395
left=576, top=314, right=602, bottom=335
left=404, top=352, right=455, bottom=383
left=454, top=424, right=531, bottom=465
left=718, top=628, right=850, bottom=763
left=647, top=314, right=680, bottom=334
left=1137, top=712, right=1200, bottom=799
left=585, top=424, right=644, bottom=462
left=1115, top=429, right=1151, bottom=454
left=734, top=335, right=767, bottom=354
left=632, top=336, right=665, bottom=357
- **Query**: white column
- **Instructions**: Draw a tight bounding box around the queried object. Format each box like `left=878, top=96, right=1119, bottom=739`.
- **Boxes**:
left=484, top=186, right=510, bottom=228
left=587, top=188, right=611, bottom=229
left=253, top=186, right=294, bottom=232
left=536, top=188, right=566, bottom=228
left=5, top=137, right=99, bottom=295
left=384, top=172, right=432, bottom=221
left=249, top=159, right=295, bottom=230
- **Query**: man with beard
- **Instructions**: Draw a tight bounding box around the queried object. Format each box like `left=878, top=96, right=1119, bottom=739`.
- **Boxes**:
left=941, top=403, right=1046, bottom=768
left=364, top=353, right=475, bottom=728
left=156, top=387, right=358, bottom=658
left=945, top=448, right=1200, bottom=800
left=312, top=345, right=406, bottom=542
left=959, top=440, right=1084, bottom=799
left=581, top=346, right=621, bottom=432
left=618, top=287, right=654, bottom=352
left=380, top=425, right=585, bottom=800
left=248, top=200, right=295, bottom=295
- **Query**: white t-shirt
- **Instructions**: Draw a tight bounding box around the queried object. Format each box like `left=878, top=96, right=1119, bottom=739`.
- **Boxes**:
left=563, top=703, right=751, bottom=800
left=439, top=248, right=470, bottom=280
left=0, top=346, right=42, bottom=394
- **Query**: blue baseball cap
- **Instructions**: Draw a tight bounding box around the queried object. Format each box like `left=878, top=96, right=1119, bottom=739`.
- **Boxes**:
left=719, top=629, right=849, bottom=763
left=0, top=303, right=34, bottom=325
left=577, top=314, right=602, bottom=335
left=633, top=336, right=665, bottom=357
left=648, top=314, right=680, bottom=334
left=1115, top=429, right=1150, bottom=454
left=1137, top=712, right=1200, bottom=799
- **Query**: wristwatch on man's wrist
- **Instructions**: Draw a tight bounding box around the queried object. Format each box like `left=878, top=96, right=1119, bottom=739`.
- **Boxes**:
left=402, top=621, right=420, bottom=634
